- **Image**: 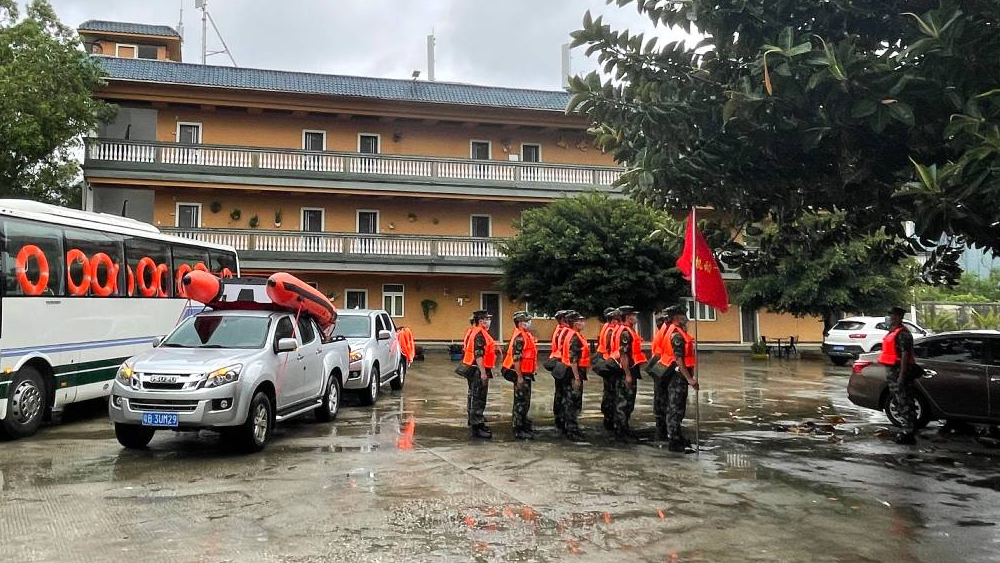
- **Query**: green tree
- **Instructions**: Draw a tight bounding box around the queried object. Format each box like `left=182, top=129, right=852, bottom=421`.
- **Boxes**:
left=567, top=1, right=1000, bottom=283
left=916, top=269, right=1000, bottom=303
left=498, top=193, right=684, bottom=317
left=732, top=213, right=916, bottom=333
left=0, top=0, right=114, bottom=206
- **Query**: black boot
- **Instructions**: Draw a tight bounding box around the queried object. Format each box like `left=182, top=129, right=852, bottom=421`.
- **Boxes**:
left=667, top=439, right=687, bottom=452
left=603, top=418, right=615, bottom=431
left=514, top=428, right=533, bottom=440
left=471, top=424, right=493, bottom=440
left=565, top=429, right=586, bottom=442
left=655, top=423, right=669, bottom=442
left=894, top=432, right=916, bottom=445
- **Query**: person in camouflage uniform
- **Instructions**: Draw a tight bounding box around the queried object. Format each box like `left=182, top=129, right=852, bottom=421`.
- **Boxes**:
left=598, top=307, right=622, bottom=431
left=464, top=309, right=496, bottom=440
left=612, top=306, right=644, bottom=443
left=878, top=306, right=919, bottom=445
left=651, top=308, right=680, bottom=441
left=549, top=310, right=571, bottom=431
left=562, top=311, right=589, bottom=442
left=503, top=311, right=537, bottom=440
left=664, top=306, right=698, bottom=453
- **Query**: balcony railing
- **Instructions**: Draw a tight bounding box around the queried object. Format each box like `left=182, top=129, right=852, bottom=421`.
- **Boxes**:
left=164, top=228, right=505, bottom=260
left=86, top=139, right=624, bottom=187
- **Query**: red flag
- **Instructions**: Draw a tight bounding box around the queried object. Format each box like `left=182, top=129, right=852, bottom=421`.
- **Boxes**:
left=676, top=210, right=730, bottom=313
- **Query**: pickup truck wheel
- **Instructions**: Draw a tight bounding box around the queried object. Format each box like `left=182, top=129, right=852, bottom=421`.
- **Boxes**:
left=236, top=392, right=273, bottom=453
left=315, top=375, right=341, bottom=422
left=359, top=365, right=380, bottom=406
left=390, top=361, right=405, bottom=391
left=114, top=423, right=155, bottom=449
left=1, top=366, right=46, bottom=439
left=884, top=392, right=931, bottom=430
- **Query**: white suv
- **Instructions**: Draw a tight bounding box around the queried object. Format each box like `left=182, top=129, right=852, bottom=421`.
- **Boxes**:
left=331, top=309, right=404, bottom=405
left=822, top=316, right=929, bottom=366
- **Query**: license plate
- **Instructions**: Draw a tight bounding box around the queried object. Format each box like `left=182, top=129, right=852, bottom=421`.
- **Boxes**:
left=141, top=412, right=178, bottom=427
left=833, top=346, right=845, bottom=351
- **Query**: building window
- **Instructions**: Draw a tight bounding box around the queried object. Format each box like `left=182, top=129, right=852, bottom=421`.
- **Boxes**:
left=357, top=210, right=379, bottom=234
left=176, top=122, right=202, bottom=144
left=175, top=203, right=201, bottom=228
left=471, top=140, right=491, bottom=160
left=345, top=289, right=367, bottom=310
left=685, top=299, right=718, bottom=322
left=303, top=130, right=326, bottom=151
left=383, top=284, right=404, bottom=317
left=358, top=134, right=380, bottom=154
left=300, top=208, right=324, bottom=232
left=471, top=215, right=492, bottom=238
left=137, top=45, right=158, bottom=60
left=116, top=44, right=137, bottom=58
left=521, top=143, right=541, bottom=163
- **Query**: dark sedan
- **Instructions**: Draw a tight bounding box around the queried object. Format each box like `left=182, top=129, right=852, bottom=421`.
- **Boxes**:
left=847, top=330, right=1000, bottom=428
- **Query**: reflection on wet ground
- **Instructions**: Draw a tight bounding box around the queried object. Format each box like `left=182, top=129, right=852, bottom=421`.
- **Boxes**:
left=1, top=353, right=998, bottom=562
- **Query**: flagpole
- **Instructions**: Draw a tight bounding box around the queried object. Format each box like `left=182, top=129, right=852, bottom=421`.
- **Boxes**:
left=691, top=207, right=700, bottom=454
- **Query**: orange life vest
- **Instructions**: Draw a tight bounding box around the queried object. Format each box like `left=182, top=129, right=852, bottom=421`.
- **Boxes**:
left=549, top=325, right=570, bottom=360
left=398, top=327, right=416, bottom=362
left=560, top=330, right=591, bottom=368
left=502, top=328, right=538, bottom=374
left=877, top=327, right=916, bottom=366
left=659, top=325, right=696, bottom=368
left=610, top=325, right=647, bottom=364
left=651, top=322, right=675, bottom=356
left=597, top=322, right=620, bottom=359
left=462, top=326, right=497, bottom=369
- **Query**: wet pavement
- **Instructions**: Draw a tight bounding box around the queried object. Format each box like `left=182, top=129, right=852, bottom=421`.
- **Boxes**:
left=1, top=353, right=998, bottom=563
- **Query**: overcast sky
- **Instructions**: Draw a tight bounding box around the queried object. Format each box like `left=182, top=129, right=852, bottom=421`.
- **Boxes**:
left=44, top=0, right=694, bottom=90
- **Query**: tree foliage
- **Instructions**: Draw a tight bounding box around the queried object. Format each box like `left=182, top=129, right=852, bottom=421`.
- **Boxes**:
left=0, top=0, right=114, bottom=206
left=734, top=212, right=915, bottom=332
left=568, top=1, right=1000, bottom=287
left=916, top=269, right=1000, bottom=303
left=498, top=193, right=684, bottom=317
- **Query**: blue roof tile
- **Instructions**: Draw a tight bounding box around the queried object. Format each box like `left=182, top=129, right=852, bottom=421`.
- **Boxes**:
left=79, top=20, right=181, bottom=38
left=96, top=57, right=572, bottom=112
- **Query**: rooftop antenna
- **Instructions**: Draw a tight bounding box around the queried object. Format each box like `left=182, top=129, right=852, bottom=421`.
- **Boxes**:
left=427, top=31, right=436, bottom=81
left=195, top=0, right=237, bottom=66
left=177, top=0, right=184, bottom=44
left=561, top=43, right=571, bottom=89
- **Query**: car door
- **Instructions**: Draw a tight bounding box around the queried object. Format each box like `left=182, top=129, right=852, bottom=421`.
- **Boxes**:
left=272, top=315, right=302, bottom=410
left=382, top=313, right=401, bottom=371
left=915, top=336, right=990, bottom=419
left=982, top=337, right=1000, bottom=420
left=374, top=314, right=391, bottom=374
left=295, top=316, right=325, bottom=401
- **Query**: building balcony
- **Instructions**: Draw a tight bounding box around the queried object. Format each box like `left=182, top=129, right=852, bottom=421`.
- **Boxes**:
left=85, top=139, right=625, bottom=200
left=164, top=228, right=507, bottom=275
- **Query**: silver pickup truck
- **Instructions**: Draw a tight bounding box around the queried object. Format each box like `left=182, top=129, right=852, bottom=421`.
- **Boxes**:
left=109, top=308, right=350, bottom=452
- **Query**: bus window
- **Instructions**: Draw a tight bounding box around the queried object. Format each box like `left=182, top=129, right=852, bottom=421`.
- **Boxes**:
left=2, top=218, right=65, bottom=297
left=172, top=245, right=210, bottom=298
left=210, top=250, right=239, bottom=278
left=125, top=237, right=172, bottom=298
left=63, top=227, right=125, bottom=297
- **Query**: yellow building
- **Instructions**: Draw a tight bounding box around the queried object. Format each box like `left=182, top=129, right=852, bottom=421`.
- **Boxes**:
left=78, top=20, right=823, bottom=347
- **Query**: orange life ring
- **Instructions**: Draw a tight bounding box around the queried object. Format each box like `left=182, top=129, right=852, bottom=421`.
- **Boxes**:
left=90, top=253, right=117, bottom=297
left=175, top=264, right=193, bottom=298
left=155, top=263, right=170, bottom=297
left=136, top=257, right=158, bottom=297
left=15, top=245, right=49, bottom=296
left=66, top=249, right=92, bottom=296
left=220, top=267, right=234, bottom=279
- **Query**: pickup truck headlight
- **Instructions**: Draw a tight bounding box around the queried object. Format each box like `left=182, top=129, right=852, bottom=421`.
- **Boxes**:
left=202, top=364, right=242, bottom=388
left=349, top=350, right=363, bottom=363
left=116, top=363, right=134, bottom=385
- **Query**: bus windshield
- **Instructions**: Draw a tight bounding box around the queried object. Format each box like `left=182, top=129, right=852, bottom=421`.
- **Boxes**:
left=163, top=316, right=271, bottom=349
left=332, top=316, right=371, bottom=338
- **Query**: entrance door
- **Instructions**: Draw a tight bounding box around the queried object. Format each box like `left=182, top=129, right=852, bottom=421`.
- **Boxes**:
left=741, top=306, right=759, bottom=344
left=481, top=292, right=501, bottom=340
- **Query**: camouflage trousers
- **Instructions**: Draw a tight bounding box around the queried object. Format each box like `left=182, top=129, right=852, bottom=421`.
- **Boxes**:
left=664, top=369, right=690, bottom=441
left=552, top=372, right=566, bottom=429
left=466, top=372, right=489, bottom=427
left=613, top=370, right=638, bottom=433
left=887, top=370, right=917, bottom=433
left=512, top=378, right=533, bottom=431
left=561, top=376, right=584, bottom=433
left=600, top=373, right=616, bottom=427
left=652, top=372, right=670, bottom=435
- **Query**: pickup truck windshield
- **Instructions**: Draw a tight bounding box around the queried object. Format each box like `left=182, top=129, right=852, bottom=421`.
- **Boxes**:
left=162, top=316, right=271, bottom=349
left=332, top=316, right=371, bottom=338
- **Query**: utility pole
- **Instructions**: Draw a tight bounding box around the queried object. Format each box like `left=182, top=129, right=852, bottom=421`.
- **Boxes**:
left=197, top=0, right=207, bottom=64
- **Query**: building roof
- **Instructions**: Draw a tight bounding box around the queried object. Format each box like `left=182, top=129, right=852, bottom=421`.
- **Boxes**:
left=79, top=20, right=181, bottom=38
left=95, top=57, right=573, bottom=112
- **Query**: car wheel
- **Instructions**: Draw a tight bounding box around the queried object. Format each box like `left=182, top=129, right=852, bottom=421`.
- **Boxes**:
left=0, top=366, right=46, bottom=439
left=884, top=392, right=931, bottom=430
left=236, top=392, right=273, bottom=453
left=114, top=423, right=155, bottom=449
left=359, top=365, right=380, bottom=406
left=830, top=357, right=851, bottom=367
left=315, top=374, right=341, bottom=422
left=390, top=361, right=405, bottom=391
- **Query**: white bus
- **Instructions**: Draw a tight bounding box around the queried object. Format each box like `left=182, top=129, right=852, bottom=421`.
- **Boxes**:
left=0, top=200, right=239, bottom=439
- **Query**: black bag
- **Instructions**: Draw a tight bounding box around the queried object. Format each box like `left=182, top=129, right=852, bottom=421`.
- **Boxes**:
left=454, top=363, right=476, bottom=379
left=647, top=361, right=668, bottom=378
left=543, top=357, right=558, bottom=372
left=644, top=354, right=661, bottom=372
left=501, top=368, right=518, bottom=383
left=551, top=361, right=568, bottom=380
left=590, top=352, right=607, bottom=374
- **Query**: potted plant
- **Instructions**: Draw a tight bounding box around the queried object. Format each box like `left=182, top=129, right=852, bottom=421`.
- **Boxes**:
left=447, top=343, right=463, bottom=362
left=750, top=339, right=769, bottom=360
left=420, top=299, right=438, bottom=323
left=248, top=214, right=259, bottom=229
left=274, top=209, right=283, bottom=228
left=230, top=208, right=242, bottom=222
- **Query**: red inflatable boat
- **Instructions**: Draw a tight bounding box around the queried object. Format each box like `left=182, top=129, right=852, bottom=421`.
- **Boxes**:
left=265, top=272, right=337, bottom=329
left=181, top=270, right=337, bottom=329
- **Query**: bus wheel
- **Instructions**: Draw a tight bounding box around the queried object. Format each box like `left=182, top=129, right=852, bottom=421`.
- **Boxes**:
left=115, top=423, right=155, bottom=449
left=1, top=366, right=46, bottom=439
